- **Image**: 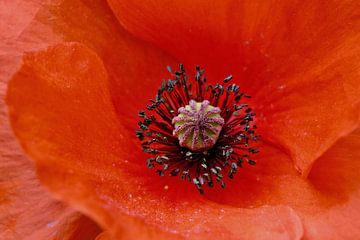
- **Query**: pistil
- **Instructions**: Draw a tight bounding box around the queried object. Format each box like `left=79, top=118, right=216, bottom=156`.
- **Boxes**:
left=172, top=100, right=224, bottom=151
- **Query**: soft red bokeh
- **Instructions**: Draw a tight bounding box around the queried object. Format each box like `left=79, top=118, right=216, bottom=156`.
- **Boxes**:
left=2, top=0, right=360, bottom=239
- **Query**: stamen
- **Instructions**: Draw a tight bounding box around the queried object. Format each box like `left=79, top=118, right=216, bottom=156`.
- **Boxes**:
left=136, top=64, right=259, bottom=194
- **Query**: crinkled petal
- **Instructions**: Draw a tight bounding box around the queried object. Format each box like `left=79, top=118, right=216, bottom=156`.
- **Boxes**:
left=0, top=0, right=41, bottom=44
left=0, top=150, right=101, bottom=240
left=107, top=0, right=360, bottom=175
left=0, top=57, right=102, bottom=240
left=0, top=2, right=102, bottom=238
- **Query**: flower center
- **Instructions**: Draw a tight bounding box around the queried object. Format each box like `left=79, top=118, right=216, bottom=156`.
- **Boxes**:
left=172, top=100, right=224, bottom=151
left=136, top=64, right=259, bottom=194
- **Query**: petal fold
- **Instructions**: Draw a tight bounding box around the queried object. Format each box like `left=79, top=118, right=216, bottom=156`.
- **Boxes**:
left=304, top=128, right=360, bottom=239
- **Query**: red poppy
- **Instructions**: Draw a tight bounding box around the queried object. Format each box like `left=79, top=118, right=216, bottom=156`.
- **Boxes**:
left=2, top=0, right=360, bottom=239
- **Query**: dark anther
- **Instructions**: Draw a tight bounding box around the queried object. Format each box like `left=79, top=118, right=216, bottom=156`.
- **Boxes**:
left=223, top=75, right=233, bottom=83
left=248, top=159, right=257, bottom=165
left=138, top=111, right=146, bottom=117
left=170, top=168, right=180, bottom=176
left=157, top=169, right=164, bottom=176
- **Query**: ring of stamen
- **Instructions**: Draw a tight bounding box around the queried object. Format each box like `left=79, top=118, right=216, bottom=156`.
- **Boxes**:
left=136, top=64, right=259, bottom=194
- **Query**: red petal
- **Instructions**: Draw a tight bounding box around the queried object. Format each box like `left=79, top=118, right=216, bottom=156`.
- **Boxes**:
left=304, top=128, right=360, bottom=239
left=1, top=3, right=102, bottom=237
left=256, top=36, right=360, bottom=175
left=107, top=0, right=360, bottom=174
left=0, top=0, right=41, bottom=44
left=0, top=60, right=101, bottom=240
left=0, top=140, right=101, bottom=240
left=5, top=42, right=124, bottom=238
left=95, top=232, right=112, bottom=240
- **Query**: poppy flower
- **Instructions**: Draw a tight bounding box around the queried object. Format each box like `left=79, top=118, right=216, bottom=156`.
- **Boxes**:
left=2, top=0, right=360, bottom=239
